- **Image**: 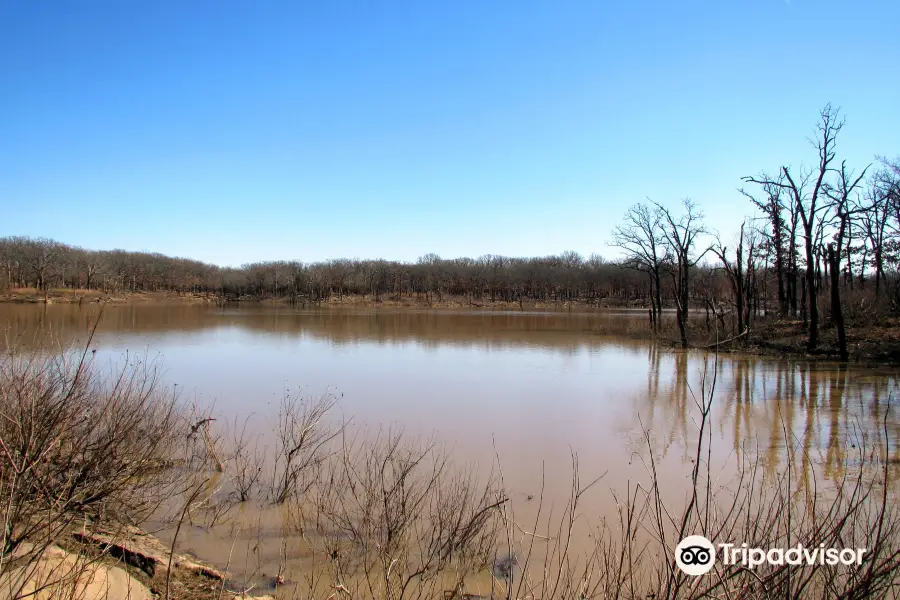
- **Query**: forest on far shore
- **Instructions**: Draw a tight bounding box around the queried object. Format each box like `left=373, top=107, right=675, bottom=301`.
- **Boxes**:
left=2, top=106, right=899, bottom=358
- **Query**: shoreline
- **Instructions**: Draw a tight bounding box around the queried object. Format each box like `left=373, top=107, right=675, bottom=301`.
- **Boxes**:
left=2, top=288, right=898, bottom=367
left=0, top=287, right=650, bottom=310
left=14, top=521, right=275, bottom=600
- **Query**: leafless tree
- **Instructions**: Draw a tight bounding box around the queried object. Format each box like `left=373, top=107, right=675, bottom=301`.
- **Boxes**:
left=653, top=198, right=709, bottom=348
left=17, top=238, right=65, bottom=295
left=610, top=202, right=667, bottom=330
left=744, top=104, right=845, bottom=352
left=712, top=220, right=761, bottom=336
left=859, top=158, right=900, bottom=298
left=741, top=175, right=792, bottom=316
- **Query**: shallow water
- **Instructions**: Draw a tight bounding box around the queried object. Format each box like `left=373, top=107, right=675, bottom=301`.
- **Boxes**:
left=3, top=303, right=898, bottom=590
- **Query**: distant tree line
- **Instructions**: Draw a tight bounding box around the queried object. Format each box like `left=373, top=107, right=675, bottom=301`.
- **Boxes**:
left=0, top=237, right=661, bottom=306
left=1, top=105, right=897, bottom=356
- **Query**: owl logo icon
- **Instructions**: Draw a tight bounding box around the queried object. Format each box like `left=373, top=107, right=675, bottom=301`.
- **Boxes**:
left=675, top=535, right=716, bottom=576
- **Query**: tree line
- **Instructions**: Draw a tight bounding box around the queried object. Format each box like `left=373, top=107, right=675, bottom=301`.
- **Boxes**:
left=1, top=105, right=897, bottom=355
left=0, top=238, right=654, bottom=306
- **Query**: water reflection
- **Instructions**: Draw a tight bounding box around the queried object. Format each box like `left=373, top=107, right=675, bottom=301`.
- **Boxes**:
left=5, top=303, right=897, bottom=584
left=1, top=303, right=660, bottom=352
left=2, top=303, right=898, bottom=489
left=629, top=346, right=898, bottom=492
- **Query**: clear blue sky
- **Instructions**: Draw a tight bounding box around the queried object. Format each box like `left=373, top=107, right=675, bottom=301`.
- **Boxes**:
left=1, top=1, right=898, bottom=267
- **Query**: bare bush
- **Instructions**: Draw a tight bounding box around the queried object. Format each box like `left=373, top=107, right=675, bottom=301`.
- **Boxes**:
left=271, top=391, right=341, bottom=504
left=0, top=331, right=191, bottom=597
left=185, top=406, right=224, bottom=474
left=229, top=415, right=266, bottom=503
left=310, top=428, right=506, bottom=600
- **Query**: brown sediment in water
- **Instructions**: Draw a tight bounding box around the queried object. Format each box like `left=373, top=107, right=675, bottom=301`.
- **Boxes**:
left=2, top=303, right=899, bottom=598
left=4, top=289, right=897, bottom=365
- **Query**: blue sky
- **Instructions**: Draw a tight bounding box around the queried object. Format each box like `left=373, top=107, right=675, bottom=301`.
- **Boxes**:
left=1, top=1, right=898, bottom=267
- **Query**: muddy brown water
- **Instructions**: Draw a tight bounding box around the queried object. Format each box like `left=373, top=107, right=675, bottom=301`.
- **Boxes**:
left=3, top=303, right=899, bottom=593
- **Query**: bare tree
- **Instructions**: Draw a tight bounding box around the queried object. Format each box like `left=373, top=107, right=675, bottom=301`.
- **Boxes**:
left=744, top=104, right=845, bottom=352
left=741, top=175, right=790, bottom=316
left=712, top=221, right=760, bottom=336
left=653, top=198, right=708, bottom=348
left=18, top=238, right=65, bottom=295
left=417, top=253, right=445, bottom=304
left=610, top=202, right=667, bottom=330
left=0, top=237, right=25, bottom=290
left=327, top=259, right=351, bottom=302
left=859, top=158, right=900, bottom=297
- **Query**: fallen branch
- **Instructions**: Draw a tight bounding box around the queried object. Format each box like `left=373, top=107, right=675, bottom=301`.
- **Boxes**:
left=703, top=328, right=750, bottom=349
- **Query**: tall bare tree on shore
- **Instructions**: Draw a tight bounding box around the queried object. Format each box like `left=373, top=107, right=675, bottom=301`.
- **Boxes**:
left=744, top=104, right=845, bottom=352
left=860, top=157, right=900, bottom=297
left=824, top=159, right=870, bottom=361
left=610, top=202, right=667, bottom=331
left=741, top=175, right=791, bottom=316
left=712, top=221, right=760, bottom=336
left=653, top=198, right=708, bottom=348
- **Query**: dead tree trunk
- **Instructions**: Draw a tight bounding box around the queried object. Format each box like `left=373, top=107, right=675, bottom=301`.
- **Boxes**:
left=827, top=243, right=848, bottom=361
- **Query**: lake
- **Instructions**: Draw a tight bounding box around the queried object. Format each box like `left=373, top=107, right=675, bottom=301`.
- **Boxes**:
left=3, top=302, right=898, bottom=591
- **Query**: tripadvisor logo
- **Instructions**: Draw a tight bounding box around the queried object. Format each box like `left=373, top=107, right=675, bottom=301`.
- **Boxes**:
left=675, top=535, right=868, bottom=576
left=675, top=535, right=716, bottom=576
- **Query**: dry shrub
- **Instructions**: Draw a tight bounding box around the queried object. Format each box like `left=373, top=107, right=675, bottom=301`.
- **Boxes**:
left=0, top=331, right=190, bottom=597
left=229, top=414, right=266, bottom=503
left=309, top=428, right=506, bottom=600
left=838, top=286, right=895, bottom=326
left=271, top=390, right=342, bottom=505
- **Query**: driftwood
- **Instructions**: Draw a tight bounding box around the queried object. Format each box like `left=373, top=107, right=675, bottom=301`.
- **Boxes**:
left=72, top=527, right=226, bottom=581
left=703, top=328, right=750, bottom=349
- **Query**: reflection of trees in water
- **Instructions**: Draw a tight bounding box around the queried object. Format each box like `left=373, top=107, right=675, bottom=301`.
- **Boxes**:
left=5, top=304, right=898, bottom=488
left=633, top=348, right=899, bottom=487
left=4, top=304, right=660, bottom=355
left=824, top=365, right=846, bottom=480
